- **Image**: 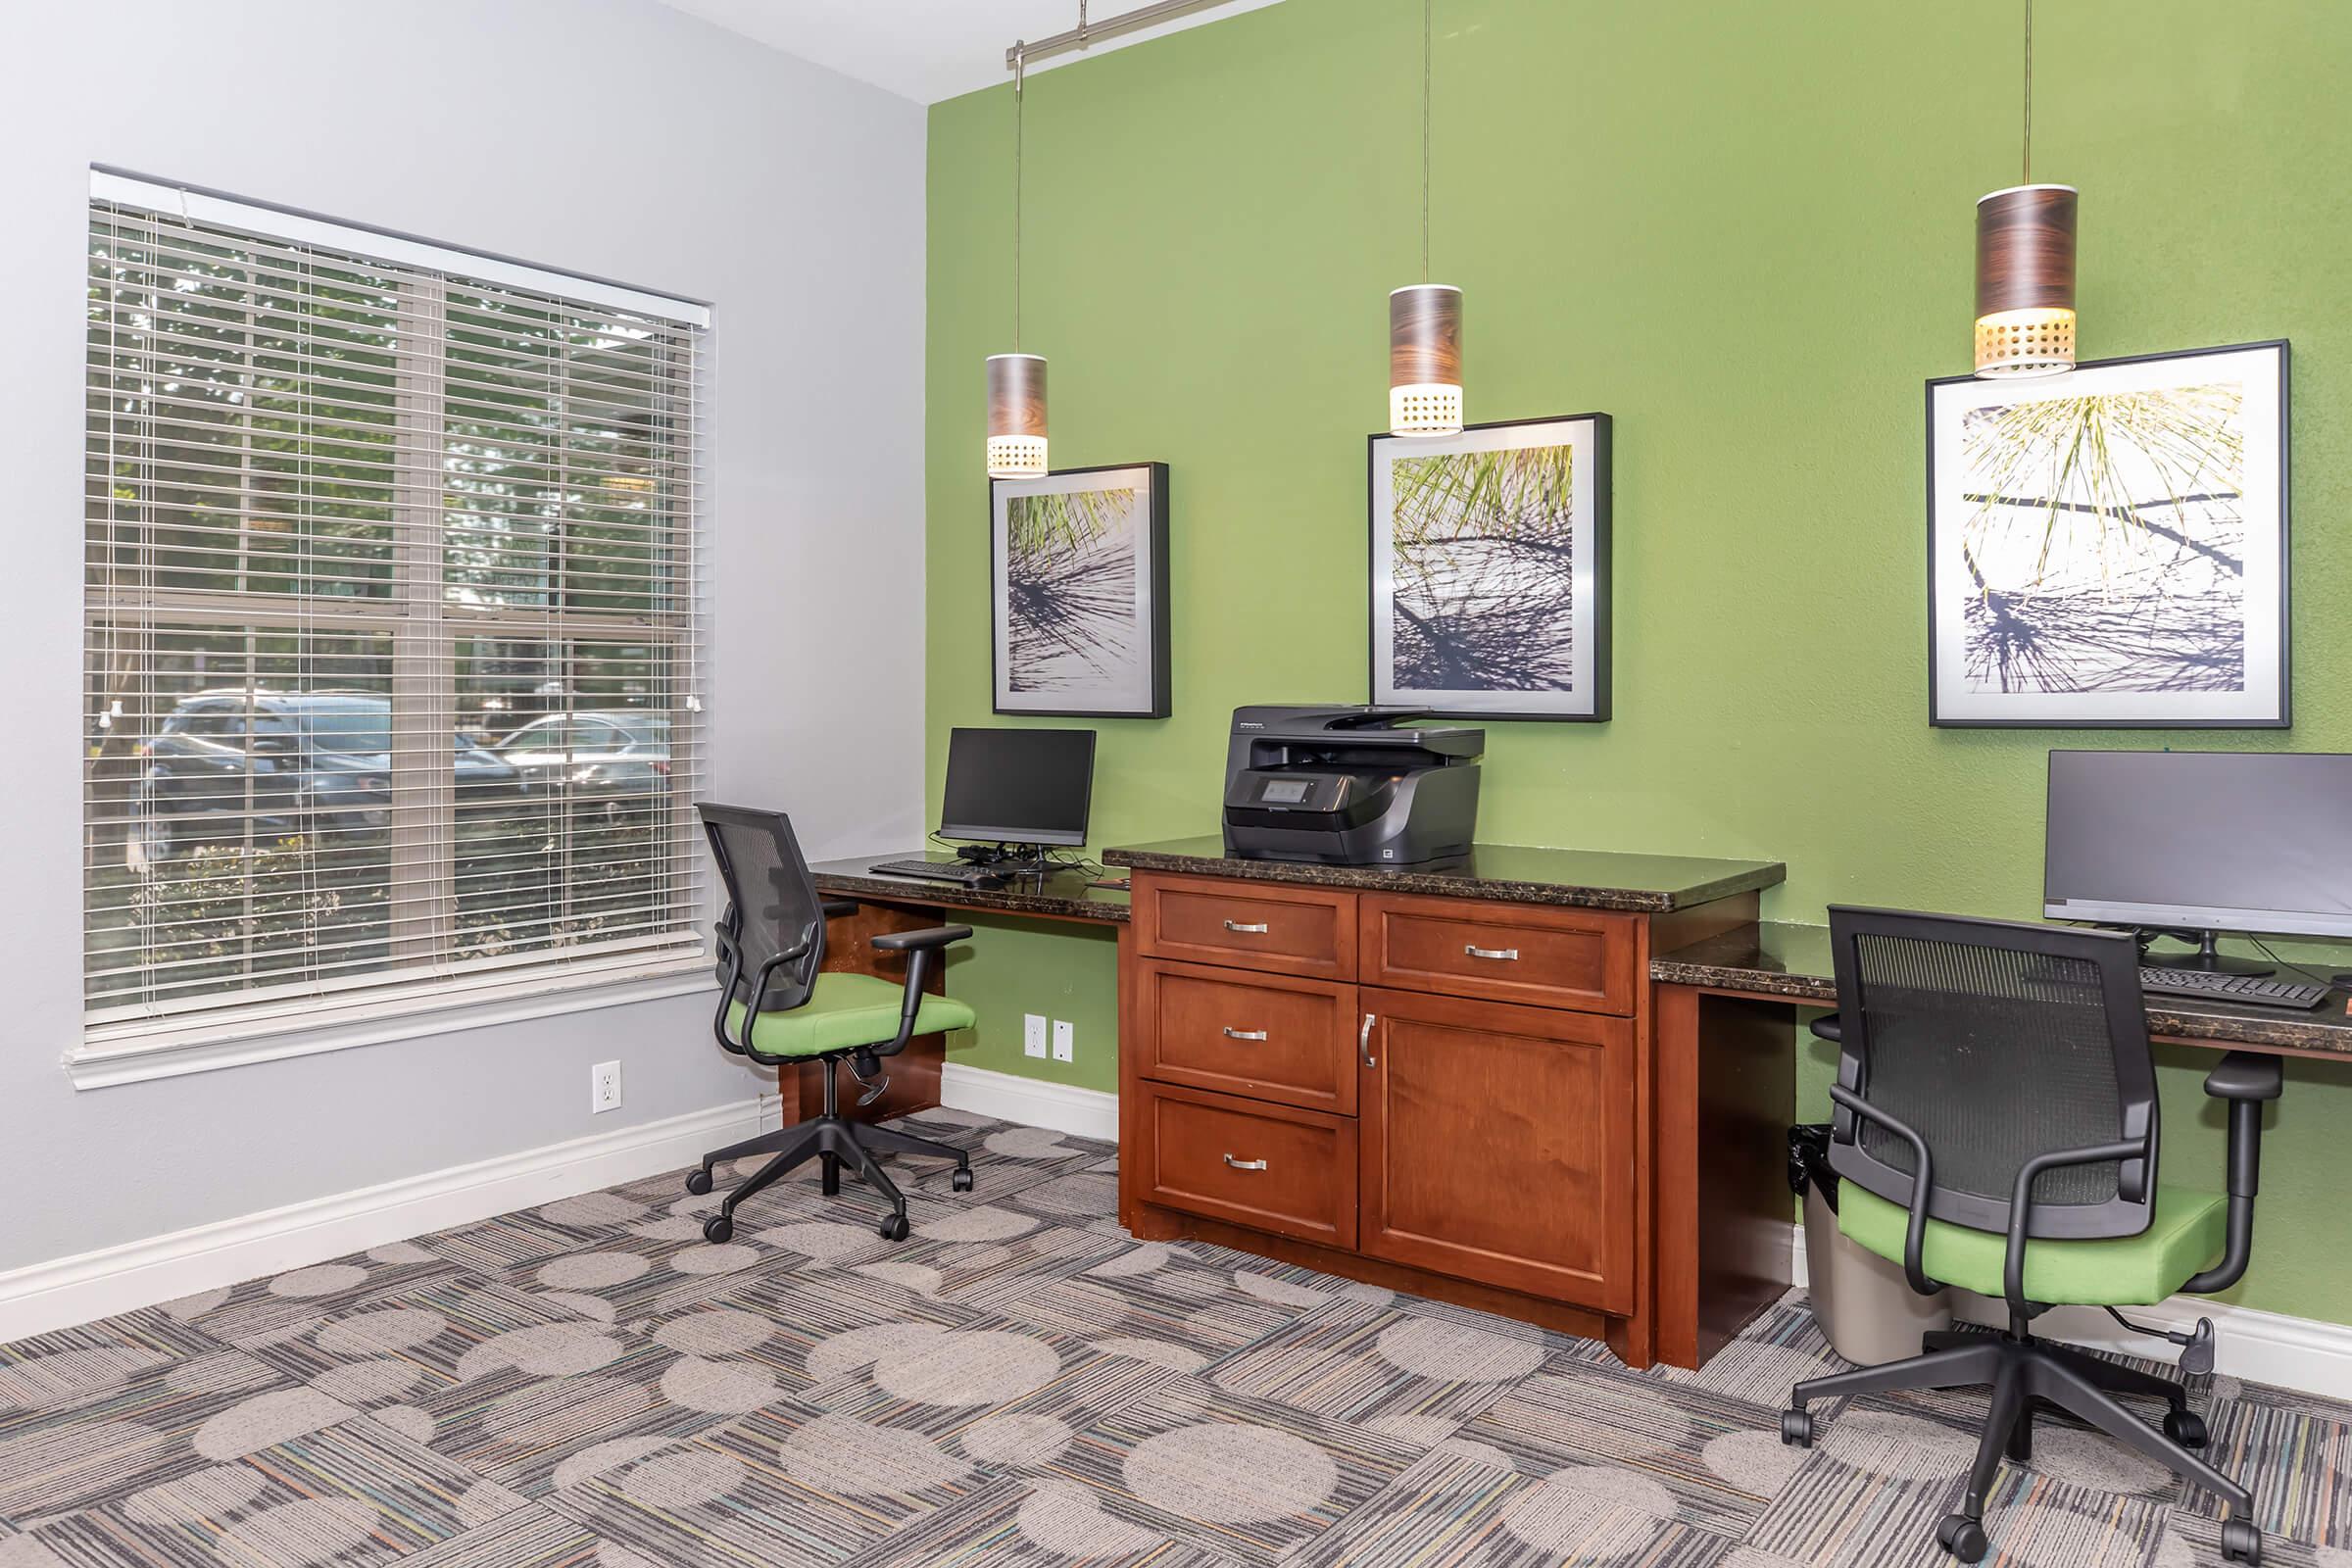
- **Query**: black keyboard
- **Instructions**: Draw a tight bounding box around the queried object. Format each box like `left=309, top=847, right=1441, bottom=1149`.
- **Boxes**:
left=866, top=857, right=1003, bottom=885
left=2138, top=966, right=2330, bottom=1010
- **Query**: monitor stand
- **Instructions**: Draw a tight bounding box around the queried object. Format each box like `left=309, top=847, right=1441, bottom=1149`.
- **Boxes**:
left=2141, top=929, right=2275, bottom=978
left=953, top=843, right=1055, bottom=878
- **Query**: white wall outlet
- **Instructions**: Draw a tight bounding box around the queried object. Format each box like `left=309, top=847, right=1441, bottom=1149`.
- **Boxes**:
left=1052, top=1019, right=1075, bottom=1063
left=591, top=1060, right=622, bottom=1113
left=1023, top=1013, right=1050, bottom=1058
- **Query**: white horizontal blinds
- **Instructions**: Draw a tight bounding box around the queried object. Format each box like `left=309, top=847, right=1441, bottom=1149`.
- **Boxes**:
left=84, top=189, right=709, bottom=1047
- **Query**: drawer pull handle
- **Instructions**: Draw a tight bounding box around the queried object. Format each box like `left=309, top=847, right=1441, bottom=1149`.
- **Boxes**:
left=1221, top=1027, right=1269, bottom=1041
left=1223, top=920, right=1271, bottom=934
left=1360, top=1011, right=1377, bottom=1068
left=1464, top=944, right=1521, bottom=961
left=1223, top=1154, right=1269, bottom=1171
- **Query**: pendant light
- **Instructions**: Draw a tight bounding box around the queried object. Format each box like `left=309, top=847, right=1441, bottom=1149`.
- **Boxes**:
left=1390, top=0, right=1462, bottom=436
left=1974, top=0, right=2077, bottom=377
left=987, top=44, right=1049, bottom=477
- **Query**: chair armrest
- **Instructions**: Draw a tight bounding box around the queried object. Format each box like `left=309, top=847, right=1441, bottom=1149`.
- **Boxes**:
left=870, top=924, right=975, bottom=953
left=821, top=899, right=859, bottom=921
left=1809, top=1012, right=1842, bottom=1043
left=1825, top=1083, right=1943, bottom=1298
left=2182, top=1051, right=2282, bottom=1295
left=2205, top=1053, right=2282, bottom=1102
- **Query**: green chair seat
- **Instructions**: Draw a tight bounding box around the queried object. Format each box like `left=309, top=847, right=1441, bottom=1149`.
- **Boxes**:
left=725, top=973, right=975, bottom=1059
left=1838, top=1180, right=2228, bottom=1306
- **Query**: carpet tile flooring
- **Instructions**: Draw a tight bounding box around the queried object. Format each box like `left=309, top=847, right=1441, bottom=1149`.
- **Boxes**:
left=3, top=1105, right=2346, bottom=1568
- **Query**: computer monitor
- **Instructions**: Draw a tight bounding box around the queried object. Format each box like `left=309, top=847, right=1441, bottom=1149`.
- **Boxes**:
left=2044, top=750, right=2352, bottom=973
left=938, top=727, right=1096, bottom=849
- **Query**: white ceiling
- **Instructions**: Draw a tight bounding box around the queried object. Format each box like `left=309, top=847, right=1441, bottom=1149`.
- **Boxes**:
left=656, top=0, right=1290, bottom=104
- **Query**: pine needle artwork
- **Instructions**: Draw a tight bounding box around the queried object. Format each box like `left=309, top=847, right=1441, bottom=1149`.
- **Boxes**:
left=1928, top=341, right=2287, bottom=728
left=1958, top=383, right=2246, bottom=695
left=1390, top=444, right=1578, bottom=693
left=991, top=464, right=1169, bottom=717
left=1005, top=485, right=1139, bottom=694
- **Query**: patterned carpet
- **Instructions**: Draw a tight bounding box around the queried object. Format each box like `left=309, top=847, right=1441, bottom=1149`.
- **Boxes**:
left=2, top=1106, right=2345, bottom=1568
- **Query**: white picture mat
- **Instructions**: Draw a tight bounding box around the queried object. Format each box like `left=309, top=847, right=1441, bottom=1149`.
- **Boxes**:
left=1372, top=417, right=1600, bottom=715
left=991, top=466, right=1157, bottom=713
left=1929, top=346, right=2284, bottom=724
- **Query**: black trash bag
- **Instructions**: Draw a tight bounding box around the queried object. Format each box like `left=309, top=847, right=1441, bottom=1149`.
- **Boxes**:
left=1788, top=1123, right=1838, bottom=1213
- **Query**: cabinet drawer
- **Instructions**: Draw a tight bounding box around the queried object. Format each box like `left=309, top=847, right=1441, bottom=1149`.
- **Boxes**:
left=1139, top=1083, right=1357, bottom=1249
left=1360, top=893, right=1638, bottom=1014
left=1135, top=960, right=1359, bottom=1114
left=1135, top=873, right=1356, bottom=980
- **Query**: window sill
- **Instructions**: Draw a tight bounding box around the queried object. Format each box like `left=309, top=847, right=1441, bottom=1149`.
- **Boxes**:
left=66, top=959, right=718, bottom=1091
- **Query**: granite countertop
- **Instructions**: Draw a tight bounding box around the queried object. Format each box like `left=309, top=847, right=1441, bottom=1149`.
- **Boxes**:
left=1102, top=835, right=1785, bottom=914
left=1652, top=921, right=2352, bottom=1058
left=808, top=856, right=1131, bottom=924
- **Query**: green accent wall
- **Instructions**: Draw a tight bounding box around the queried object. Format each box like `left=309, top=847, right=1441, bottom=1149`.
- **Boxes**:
left=924, top=0, right=2352, bottom=1321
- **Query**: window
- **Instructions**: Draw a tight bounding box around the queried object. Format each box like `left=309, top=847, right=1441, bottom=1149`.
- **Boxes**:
left=82, top=172, right=710, bottom=1067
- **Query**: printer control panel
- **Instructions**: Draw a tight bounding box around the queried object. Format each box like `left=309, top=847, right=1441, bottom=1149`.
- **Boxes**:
left=1231, top=770, right=1350, bottom=812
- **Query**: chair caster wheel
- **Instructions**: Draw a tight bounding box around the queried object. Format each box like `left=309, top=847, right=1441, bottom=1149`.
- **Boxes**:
left=1780, top=1409, right=1814, bottom=1447
left=2221, top=1520, right=2263, bottom=1564
left=1936, top=1513, right=1988, bottom=1564
left=684, top=1168, right=713, bottom=1197
left=702, top=1214, right=734, bottom=1245
left=2163, top=1406, right=2209, bottom=1448
left=951, top=1167, right=974, bottom=1194
left=878, top=1212, right=910, bottom=1242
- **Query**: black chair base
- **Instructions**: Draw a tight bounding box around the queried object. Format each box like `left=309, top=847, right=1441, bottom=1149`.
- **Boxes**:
left=685, top=1052, right=972, bottom=1242
left=1783, top=1329, right=2262, bottom=1565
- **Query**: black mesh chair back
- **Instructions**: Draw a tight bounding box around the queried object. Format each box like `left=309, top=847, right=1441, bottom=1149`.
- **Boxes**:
left=1824, top=906, right=2158, bottom=1241
left=697, top=805, right=827, bottom=1018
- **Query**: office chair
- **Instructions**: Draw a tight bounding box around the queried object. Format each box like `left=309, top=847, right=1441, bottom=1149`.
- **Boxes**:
left=688, top=805, right=978, bottom=1242
left=1782, top=906, right=2279, bottom=1566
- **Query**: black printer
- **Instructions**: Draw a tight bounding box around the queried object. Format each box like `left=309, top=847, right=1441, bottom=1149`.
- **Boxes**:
left=1221, top=705, right=1483, bottom=865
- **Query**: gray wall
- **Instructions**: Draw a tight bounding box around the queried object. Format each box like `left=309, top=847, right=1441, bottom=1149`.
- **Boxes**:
left=0, top=0, right=928, bottom=1272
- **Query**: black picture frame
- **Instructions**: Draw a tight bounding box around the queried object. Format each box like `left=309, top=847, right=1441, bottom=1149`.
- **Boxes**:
left=1366, top=413, right=1613, bottom=722
left=1925, top=341, right=2290, bottom=729
left=989, top=461, right=1171, bottom=720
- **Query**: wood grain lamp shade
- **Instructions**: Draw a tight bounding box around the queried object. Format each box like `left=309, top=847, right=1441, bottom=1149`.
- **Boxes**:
left=1974, top=183, right=2078, bottom=377
left=986, top=353, right=1049, bottom=477
left=1390, top=284, right=1463, bottom=436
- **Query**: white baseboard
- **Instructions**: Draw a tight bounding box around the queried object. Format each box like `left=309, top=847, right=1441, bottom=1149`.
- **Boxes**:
left=0, top=1096, right=772, bottom=1345
left=1788, top=1221, right=2352, bottom=1401
left=939, top=1062, right=1118, bottom=1143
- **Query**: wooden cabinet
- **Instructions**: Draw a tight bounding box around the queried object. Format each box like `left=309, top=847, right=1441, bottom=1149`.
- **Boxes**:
left=1357, top=987, right=1635, bottom=1313
left=1116, top=859, right=1762, bottom=1369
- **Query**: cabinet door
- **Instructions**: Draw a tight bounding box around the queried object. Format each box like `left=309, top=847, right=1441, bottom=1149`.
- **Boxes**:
left=1357, top=986, right=1636, bottom=1313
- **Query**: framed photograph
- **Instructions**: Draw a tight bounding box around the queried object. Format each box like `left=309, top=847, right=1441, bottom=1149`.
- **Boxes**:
left=1927, top=341, right=2290, bottom=728
left=990, top=463, right=1170, bottom=718
left=1368, top=414, right=1612, bottom=721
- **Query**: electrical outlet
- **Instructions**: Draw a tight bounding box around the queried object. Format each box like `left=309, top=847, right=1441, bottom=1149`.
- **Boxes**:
left=1023, top=1013, right=1049, bottom=1058
left=1052, top=1019, right=1075, bottom=1063
left=591, top=1060, right=622, bottom=1113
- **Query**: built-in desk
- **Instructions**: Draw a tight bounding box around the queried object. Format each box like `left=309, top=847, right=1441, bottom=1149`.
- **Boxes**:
left=1645, top=922, right=2352, bottom=1369
left=1102, top=837, right=1788, bottom=1369
left=796, top=857, right=1128, bottom=1125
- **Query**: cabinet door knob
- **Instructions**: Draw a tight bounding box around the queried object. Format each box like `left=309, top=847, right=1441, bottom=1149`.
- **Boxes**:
left=1359, top=1011, right=1377, bottom=1068
left=1222, top=1153, right=1269, bottom=1171
left=1221, top=1027, right=1269, bottom=1041
left=1464, top=944, right=1521, bottom=961
left=1223, top=920, right=1270, bottom=934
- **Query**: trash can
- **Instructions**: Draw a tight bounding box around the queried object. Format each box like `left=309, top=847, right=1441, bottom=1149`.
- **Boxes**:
left=1788, top=1124, right=1953, bottom=1365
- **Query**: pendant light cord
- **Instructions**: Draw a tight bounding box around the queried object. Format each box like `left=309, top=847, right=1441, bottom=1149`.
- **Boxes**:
left=1421, top=0, right=1433, bottom=279
left=1013, top=43, right=1026, bottom=353
left=2022, top=0, right=2033, bottom=184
